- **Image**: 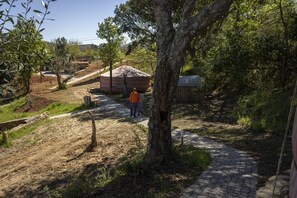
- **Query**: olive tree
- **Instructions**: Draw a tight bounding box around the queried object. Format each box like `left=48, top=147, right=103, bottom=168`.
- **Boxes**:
left=0, top=0, right=55, bottom=97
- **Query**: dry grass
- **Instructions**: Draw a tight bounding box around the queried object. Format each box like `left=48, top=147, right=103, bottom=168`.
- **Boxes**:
left=0, top=109, right=146, bottom=197
left=0, top=67, right=211, bottom=197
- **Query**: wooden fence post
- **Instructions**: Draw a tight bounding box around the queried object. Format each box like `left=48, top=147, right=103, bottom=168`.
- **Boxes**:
left=2, top=131, right=8, bottom=144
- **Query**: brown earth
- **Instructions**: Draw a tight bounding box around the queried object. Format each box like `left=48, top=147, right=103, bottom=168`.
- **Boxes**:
left=1, top=67, right=140, bottom=197
left=29, top=74, right=99, bottom=106
left=16, top=95, right=55, bottom=113
left=0, top=109, right=147, bottom=197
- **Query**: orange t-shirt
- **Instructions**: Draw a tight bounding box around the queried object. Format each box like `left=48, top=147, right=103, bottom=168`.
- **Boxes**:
left=129, top=91, right=139, bottom=103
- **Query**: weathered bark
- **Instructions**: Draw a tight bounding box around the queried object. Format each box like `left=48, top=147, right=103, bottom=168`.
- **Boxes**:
left=83, top=96, right=92, bottom=106
left=56, top=73, right=63, bottom=89
left=62, top=74, right=74, bottom=84
left=146, top=0, right=233, bottom=164
left=85, top=111, right=97, bottom=152
left=39, top=66, right=44, bottom=83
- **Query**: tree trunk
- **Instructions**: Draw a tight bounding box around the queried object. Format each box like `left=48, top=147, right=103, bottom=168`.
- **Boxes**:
left=109, top=60, right=113, bottom=94
left=123, top=73, right=128, bottom=97
left=146, top=0, right=234, bottom=164
left=147, top=61, right=178, bottom=164
left=2, top=131, right=8, bottom=144
left=56, top=73, right=63, bottom=89
left=39, top=66, right=44, bottom=83
left=83, top=96, right=92, bottom=106
left=85, top=111, right=97, bottom=152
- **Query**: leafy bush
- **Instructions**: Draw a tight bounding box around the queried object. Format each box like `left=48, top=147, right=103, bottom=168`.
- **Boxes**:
left=236, top=84, right=294, bottom=132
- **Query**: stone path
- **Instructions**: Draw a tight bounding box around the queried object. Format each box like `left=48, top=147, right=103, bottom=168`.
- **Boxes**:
left=51, top=93, right=259, bottom=198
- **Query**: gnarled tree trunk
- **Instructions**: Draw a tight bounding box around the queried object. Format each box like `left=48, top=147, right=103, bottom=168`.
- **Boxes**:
left=85, top=111, right=97, bottom=152
left=146, top=0, right=234, bottom=164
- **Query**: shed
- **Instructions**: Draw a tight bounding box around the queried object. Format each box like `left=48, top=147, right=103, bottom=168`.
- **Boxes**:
left=175, top=75, right=203, bottom=102
left=100, top=65, right=151, bottom=93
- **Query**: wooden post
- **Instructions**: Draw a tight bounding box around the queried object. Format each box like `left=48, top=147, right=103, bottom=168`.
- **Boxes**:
left=83, top=96, right=92, bottom=106
left=85, top=111, right=97, bottom=152
left=2, top=131, right=8, bottom=144
left=123, top=73, right=128, bottom=97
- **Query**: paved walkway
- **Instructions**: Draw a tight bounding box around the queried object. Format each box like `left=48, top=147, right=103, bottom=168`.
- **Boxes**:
left=51, top=93, right=259, bottom=198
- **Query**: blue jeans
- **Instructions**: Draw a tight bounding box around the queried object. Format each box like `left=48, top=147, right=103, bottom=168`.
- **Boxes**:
left=130, top=103, right=138, bottom=117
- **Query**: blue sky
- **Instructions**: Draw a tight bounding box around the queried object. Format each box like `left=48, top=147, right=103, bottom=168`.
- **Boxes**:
left=15, top=0, right=127, bottom=44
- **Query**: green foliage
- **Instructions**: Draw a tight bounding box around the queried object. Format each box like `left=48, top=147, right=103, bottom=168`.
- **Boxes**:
left=67, top=41, right=82, bottom=59
left=127, top=45, right=156, bottom=76
left=114, top=0, right=155, bottom=44
left=7, top=19, right=49, bottom=93
left=0, top=119, right=52, bottom=147
left=48, top=37, right=77, bottom=89
left=81, top=45, right=99, bottom=61
left=43, top=102, right=88, bottom=115
left=97, top=17, right=123, bottom=93
left=0, top=0, right=55, bottom=97
left=236, top=84, right=293, bottom=131
left=97, top=17, right=123, bottom=67
left=172, top=145, right=211, bottom=169
left=184, top=0, right=297, bottom=131
left=0, top=97, right=88, bottom=123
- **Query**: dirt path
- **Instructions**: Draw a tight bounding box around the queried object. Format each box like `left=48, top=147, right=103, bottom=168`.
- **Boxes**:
left=0, top=110, right=146, bottom=197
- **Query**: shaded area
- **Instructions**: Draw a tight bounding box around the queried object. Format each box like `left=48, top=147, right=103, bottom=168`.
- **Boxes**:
left=173, top=99, right=237, bottom=124
left=172, top=119, right=292, bottom=187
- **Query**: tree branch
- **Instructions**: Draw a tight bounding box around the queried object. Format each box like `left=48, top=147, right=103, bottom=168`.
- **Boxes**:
left=188, top=0, right=233, bottom=38
left=181, top=0, right=196, bottom=20
left=169, top=0, right=233, bottom=69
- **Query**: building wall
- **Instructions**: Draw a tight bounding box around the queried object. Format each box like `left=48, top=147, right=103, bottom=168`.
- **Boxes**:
left=100, top=76, right=151, bottom=93
left=175, top=86, right=204, bottom=103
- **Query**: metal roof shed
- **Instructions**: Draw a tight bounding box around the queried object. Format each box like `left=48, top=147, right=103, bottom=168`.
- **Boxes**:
left=176, top=75, right=203, bottom=102
left=178, top=75, right=201, bottom=87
